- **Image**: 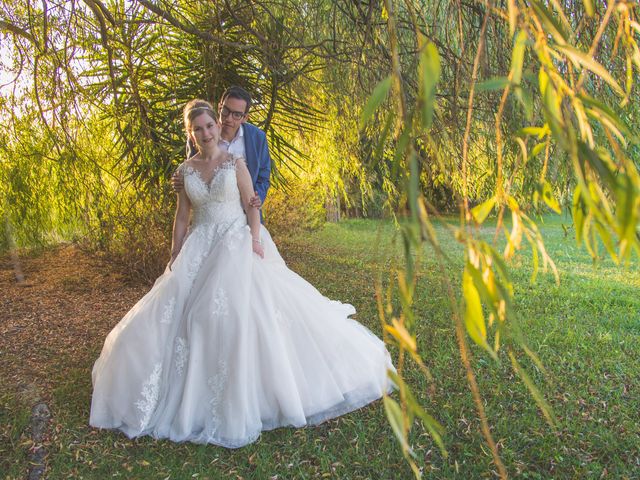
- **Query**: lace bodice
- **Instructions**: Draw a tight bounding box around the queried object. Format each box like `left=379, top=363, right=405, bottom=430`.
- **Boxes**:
left=180, top=157, right=246, bottom=227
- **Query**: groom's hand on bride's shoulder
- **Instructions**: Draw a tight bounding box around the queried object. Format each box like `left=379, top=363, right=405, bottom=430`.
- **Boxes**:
left=171, top=171, right=184, bottom=193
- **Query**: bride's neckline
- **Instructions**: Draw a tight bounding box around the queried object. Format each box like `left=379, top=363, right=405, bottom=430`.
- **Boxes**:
left=184, top=153, right=234, bottom=186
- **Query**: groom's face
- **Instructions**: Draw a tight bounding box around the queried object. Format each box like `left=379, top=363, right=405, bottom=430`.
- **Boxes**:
left=219, top=97, right=248, bottom=140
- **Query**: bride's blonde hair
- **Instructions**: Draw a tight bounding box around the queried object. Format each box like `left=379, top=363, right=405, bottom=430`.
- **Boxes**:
left=183, top=99, right=216, bottom=131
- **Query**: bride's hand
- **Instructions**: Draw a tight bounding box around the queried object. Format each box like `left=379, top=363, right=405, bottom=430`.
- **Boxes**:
left=252, top=239, right=264, bottom=258
left=168, top=251, right=179, bottom=270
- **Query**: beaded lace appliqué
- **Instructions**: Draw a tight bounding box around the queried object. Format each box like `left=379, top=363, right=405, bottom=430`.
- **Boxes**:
left=160, top=297, right=176, bottom=324
left=181, top=158, right=236, bottom=191
left=207, top=360, right=229, bottom=437
left=180, top=158, right=239, bottom=209
left=222, top=224, right=246, bottom=251
left=174, top=337, right=188, bottom=376
left=212, top=288, right=229, bottom=317
left=186, top=251, right=205, bottom=282
left=135, top=363, right=162, bottom=430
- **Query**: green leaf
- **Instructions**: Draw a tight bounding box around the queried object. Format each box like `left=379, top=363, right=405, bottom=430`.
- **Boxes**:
left=383, top=396, right=412, bottom=454
left=530, top=0, right=569, bottom=45
left=370, top=112, right=394, bottom=168
left=384, top=317, right=417, bottom=352
left=516, top=137, right=528, bottom=165
left=585, top=108, right=626, bottom=145
left=517, top=126, right=547, bottom=138
left=531, top=237, right=539, bottom=283
left=582, top=0, right=594, bottom=17
left=387, top=371, right=447, bottom=456
left=401, top=224, right=416, bottom=281
left=557, top=45, right=625, bottom=97
left=632, top=42, right=640, bottom=72
left=626, top=56, right=633, bottom=99
left=540, top=180, right=561, bottom=214
left=391, top=127, right=411, bottom=180
left=484, top=244, right=513, bottom=286
left=463, top=267, right=496, bottom=359
left=531, top=142, right=546, bottom=158
left=582, top=213, right=597, bottom=259
left=419, top=41, right=441, bottom=129
left=465, top=261, right=496, bottom=315
left=391, top=125, right=412, bottom=185
left=594, top=220, right=619, bottom=263
left=515, top=86, right=534, bottom=120
left=578, top=142, right=618, bottom=191
left=572, top=185, right=586, bottom=245
left=408, top=150, right=419, bottom=221
left=615, top=174, right=637, bottom=261
left=541, top=73, right=565, bottom=146
left=538, top=68, right=549, bottom=96
left=477, top=76, right=510, bottom=91
left=360, top=76, right=392, bottom=128
left=579, top=93, right=634, bottom=142
left=406, top=398, right=446, bottom=456
left=509, top=352, right=557, bottom=427
left=510, top=30, right=528, bottom=85
left=471, top=196, right=497, bottom=224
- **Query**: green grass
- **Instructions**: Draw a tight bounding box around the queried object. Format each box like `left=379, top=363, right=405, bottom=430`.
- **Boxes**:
left=2, top=215, right=639, bottom=479
left=273, top=215, right=640, bottom=478
left=0, top=392, right=32, bottom=479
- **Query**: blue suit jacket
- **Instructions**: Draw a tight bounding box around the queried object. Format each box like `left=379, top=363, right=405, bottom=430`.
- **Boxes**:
left=242, top=123, right=271, bottom=204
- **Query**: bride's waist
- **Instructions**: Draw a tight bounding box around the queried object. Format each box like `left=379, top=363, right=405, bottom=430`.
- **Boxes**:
left=192, top=204, right=245, bottom=225
left=189, top=217, right=247, bottom=242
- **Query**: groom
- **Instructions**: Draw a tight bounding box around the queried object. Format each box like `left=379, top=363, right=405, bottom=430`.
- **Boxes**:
left=172, top=86, right=271, bottom=208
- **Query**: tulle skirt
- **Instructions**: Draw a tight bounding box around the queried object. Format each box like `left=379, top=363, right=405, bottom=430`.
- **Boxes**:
left=90, top=217, right=394, bottom=447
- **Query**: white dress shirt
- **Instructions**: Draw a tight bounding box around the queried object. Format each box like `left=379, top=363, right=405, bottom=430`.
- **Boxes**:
left=219, top=125, right=245, bottom=159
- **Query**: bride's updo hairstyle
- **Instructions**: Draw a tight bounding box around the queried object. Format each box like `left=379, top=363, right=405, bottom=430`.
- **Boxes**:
left=183, top=99, right=216, bottom=132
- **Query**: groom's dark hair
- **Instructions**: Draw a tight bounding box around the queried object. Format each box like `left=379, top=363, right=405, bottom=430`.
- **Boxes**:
left=220, top=86, right=252, bottom=113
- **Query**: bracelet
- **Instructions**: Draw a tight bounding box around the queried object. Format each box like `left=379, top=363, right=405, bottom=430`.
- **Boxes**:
left=252, top=238, right=262, bottom=245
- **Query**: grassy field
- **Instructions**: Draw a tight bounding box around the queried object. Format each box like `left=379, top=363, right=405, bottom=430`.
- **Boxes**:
left=1, top=215, right=639, bottom=479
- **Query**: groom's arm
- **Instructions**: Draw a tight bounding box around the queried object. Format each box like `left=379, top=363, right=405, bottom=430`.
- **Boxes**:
left=254, top=129, right=271, bottom=204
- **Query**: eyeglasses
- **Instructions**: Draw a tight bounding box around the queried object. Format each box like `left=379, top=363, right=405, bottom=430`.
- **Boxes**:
left=219, top=105, right=246, bottom=120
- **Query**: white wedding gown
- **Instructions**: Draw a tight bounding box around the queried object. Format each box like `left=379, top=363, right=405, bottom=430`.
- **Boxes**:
left=90, top=156, right=394, bottom=448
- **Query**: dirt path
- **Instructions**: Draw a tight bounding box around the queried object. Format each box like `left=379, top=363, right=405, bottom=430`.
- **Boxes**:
left=0, top=245, right=150, bottom=478
left=1, top=245, right=149, bottom=392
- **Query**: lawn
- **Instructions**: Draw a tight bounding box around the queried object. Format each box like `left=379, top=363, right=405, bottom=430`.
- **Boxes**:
left=1, top=215, right=639, bottom=479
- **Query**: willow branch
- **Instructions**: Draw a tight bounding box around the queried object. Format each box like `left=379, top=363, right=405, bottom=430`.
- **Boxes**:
left=0, top=20, right=36, bottom=44
left=461, top=2, right=490, bottom=218
left=575, top=0, right=616, bottom=92
left=136, top=0, right=257, bottom=50
left=89, top=0, right=116, bottom=25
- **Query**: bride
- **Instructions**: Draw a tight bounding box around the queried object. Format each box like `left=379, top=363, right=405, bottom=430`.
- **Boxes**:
left=90, top=99, right=394, bottom=448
